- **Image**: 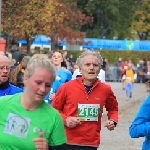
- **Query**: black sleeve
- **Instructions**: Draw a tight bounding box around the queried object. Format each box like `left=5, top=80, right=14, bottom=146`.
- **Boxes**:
left=49, top=143, right=67, bottom=150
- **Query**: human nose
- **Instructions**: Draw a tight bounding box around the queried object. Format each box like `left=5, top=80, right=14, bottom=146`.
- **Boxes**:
left=40, top=85, right=46, bottom=93
left=89, top=64, right=94, bottom=69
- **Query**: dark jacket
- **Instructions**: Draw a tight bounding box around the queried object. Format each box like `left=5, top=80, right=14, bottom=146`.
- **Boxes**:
left=0, top=83, right=23, bottom=96
left=11, top=49, right=21, bottom=63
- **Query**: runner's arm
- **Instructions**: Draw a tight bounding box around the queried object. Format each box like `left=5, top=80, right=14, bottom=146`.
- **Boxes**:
left=51, top=85, right=68, bottom=124
left=105, top=87, right=118, bottom=123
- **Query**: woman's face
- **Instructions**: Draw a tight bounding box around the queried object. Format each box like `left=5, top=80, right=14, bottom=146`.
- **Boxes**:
left=24, top=68, right=54, bottom=102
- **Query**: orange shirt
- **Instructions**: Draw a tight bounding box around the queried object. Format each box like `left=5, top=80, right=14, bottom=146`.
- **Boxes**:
left=125, top=69, right=134, bottom=83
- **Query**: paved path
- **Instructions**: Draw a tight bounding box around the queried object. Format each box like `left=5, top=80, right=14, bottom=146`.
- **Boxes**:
left=98, top=82, right=148, bottom=150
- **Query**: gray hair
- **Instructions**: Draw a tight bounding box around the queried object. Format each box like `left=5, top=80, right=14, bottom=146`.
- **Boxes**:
left=24, top=54, right=56, bottom=81
left=76, top=50, right=103, bottom=68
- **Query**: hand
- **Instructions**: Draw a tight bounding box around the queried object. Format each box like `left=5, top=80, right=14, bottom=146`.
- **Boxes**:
left=66, top=117, right=81, bottom=128
left=49, top=93, right=55, bottom=101
left=104, top=120, right=116, bottom=131
left=32, top=132, right=48, bottom=150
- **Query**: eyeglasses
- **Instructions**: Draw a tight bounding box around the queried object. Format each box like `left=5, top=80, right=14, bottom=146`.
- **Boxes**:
left=0, top=66, right=10, bottom=71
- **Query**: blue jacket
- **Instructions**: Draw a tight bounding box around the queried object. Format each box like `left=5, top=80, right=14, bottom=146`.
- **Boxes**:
left=44, top=79, right=61, bottom=104
left=129, top=94, right=150, bottom=150
left=0, top=83, right=23, bottom=96
left=56, top=68, right=72, bottom=84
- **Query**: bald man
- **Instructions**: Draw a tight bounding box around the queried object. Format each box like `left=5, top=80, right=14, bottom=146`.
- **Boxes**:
left=0, top=55, right=23, bottom=96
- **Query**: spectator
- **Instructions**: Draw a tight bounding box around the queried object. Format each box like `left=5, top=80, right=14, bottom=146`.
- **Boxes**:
left=137, top=60, right=145, bottom=83
left=143, top=58, right=147, bottom=73
left=0, top=55, right=23, bottom=96
left=9, top=56, right=31, bottom=88
left=10, top=45, right=21, bottom=64
left=102, top=58, right=106, bottom=71
left=121, top=59, right=128, bottom=90
left=105, top=58, right=111, bottom=81
left=116, top=57, right=122, bottom=81
left=67, top=54, right=75, bottom=66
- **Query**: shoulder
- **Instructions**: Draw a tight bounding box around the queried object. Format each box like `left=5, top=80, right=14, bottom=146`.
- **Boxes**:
left=60, top=68, right=72, bottom=75
left=142, top=94, right=150, bottom=105
left=52, top=79, right=61, bottom=86
left=97, top=81, right=112, bottom=90
left=0, top=93, right=21, bottom=107
left=57, top=79, right=77, bottom=90
left=9, top=84, right=23, bottom=93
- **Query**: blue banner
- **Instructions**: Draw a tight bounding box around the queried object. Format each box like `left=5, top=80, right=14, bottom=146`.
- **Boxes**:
left=82, top=38, right=150, bottom=51
left=18, top=36, right=150, bottom=51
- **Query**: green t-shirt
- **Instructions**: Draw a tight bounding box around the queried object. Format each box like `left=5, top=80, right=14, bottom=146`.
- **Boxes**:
left=0, top=93, right=66, bottom=150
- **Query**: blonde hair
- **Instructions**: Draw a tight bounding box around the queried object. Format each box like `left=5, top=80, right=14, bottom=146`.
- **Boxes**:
left=25, top=54, right=56, bottom=81
left=76, top=50, right=103, bottom=69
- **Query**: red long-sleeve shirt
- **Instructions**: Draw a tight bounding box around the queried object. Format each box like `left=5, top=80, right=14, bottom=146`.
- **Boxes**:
left=51, top=77, right=118, bottom=147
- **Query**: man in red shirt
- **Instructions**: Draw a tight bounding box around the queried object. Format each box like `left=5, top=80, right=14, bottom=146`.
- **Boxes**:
left=52, top=51, right=118, bottom=150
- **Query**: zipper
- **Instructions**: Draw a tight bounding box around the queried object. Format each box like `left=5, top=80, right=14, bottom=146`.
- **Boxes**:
left=82, top=81, right=99, bottom=100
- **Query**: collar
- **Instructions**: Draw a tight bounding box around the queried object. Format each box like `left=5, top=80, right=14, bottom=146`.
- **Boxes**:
left=0, top=80, right=9, bottom=89
left=77, top=77, right=99, bottom=87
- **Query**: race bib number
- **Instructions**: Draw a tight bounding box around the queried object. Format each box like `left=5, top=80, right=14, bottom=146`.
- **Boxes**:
left=126, top=77, right=131, bottom=81
left=78, top=104, right=100, bottom=121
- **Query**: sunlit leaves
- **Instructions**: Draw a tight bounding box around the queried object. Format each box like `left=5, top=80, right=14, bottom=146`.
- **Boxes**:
left=131, top=0, right=150, bottom=39
left=2, top=0, right=91, bottom=51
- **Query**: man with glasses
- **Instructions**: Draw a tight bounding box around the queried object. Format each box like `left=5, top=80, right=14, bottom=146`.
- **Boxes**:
left=0, top=55, right=23, bottom=96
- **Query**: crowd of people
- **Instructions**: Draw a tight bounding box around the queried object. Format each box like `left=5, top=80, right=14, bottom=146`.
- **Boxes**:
left=0, top=44, right=149, bottom=150
left=0, top=47, right=119, bottom=150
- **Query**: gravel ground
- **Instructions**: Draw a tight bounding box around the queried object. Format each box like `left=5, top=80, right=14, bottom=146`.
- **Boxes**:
left=98, top=82, right=148, bottom=150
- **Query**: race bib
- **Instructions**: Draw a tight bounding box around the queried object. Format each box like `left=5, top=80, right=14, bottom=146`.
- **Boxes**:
left=126, top=77, right=131, bottom=81
left=78, top=104, right=100, bottom=121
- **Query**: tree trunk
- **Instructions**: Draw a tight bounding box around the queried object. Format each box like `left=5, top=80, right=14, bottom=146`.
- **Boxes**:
left=137, top=31, right=148, bottom=40
left=51, top=33, right=59, bottom=51
left=26, top=38, right=31, bottom=55
left=5, top=35, right=10, bottom=52
left=25, top=32, right=33, bottom=55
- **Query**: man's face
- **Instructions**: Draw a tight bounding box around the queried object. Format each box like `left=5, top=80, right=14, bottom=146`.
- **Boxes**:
left=0, top=61, right=10, bottom=84
left=80, top=54, right=100, bottom=82
left=51, top=52, right=63, bottom=66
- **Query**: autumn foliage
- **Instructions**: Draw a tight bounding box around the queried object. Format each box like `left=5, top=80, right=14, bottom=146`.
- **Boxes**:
left=2, top=0, right=92, bottom=53
left=131, top=0, right=150, bottom=40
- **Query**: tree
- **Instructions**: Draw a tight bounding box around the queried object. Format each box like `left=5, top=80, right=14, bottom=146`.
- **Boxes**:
left=2, top=0, right=31, bottom=51
left=2, top=0, right=92, bottom=54
left=130, top=0, right=150, bottom=40
left=67, top=0, right=141, bottom=40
